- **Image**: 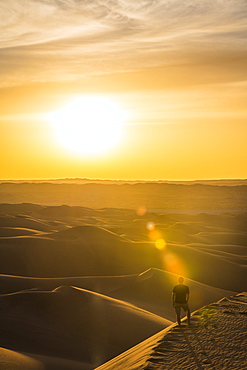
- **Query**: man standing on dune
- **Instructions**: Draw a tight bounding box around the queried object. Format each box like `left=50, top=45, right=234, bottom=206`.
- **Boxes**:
left=172, top=277, right=191, bottom=326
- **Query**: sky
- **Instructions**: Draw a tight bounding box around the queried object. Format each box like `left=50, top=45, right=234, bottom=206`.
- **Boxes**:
left=0, top=0, right=247, bottom=180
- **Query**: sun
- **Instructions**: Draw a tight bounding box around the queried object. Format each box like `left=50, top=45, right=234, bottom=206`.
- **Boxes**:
left=47, top=96, right=125, bottom=155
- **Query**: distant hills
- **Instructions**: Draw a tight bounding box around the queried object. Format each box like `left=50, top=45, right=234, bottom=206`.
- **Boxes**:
left=0, top=180, right=247, bottom=209
left=1, top=178, right=247, bottom=186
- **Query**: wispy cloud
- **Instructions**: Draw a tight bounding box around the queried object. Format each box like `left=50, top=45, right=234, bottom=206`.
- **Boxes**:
left=0, top=0, right=246, bottom=86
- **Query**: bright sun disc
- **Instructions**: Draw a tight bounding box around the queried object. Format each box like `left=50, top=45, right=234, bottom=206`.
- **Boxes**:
left=47, top=96, right=125, bottom=155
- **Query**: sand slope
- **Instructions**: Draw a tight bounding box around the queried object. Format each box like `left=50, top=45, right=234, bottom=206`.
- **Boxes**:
left=0, top=269, right=235, bottom=319
left=0, top=347, right=91, bottom=370
left=0, top=348, right=44, bottom=370
left=0, top=285, right=170, bottom=368
left=107, top=268, right=236, bottom=321
left=95, top=293, right=247, bottom=370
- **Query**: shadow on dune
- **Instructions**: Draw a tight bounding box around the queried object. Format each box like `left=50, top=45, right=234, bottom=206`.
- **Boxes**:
left=0, top=284, right=169, bottom=368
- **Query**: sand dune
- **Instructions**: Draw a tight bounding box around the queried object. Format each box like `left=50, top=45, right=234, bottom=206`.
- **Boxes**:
left=36, top=204, right=96, bottom=218
left=0, top=269, right=235, bottom=319
left=0, top=202, right=246, bottom=368
left=0, top=205, right=246, bottom=290
left=0, top=215, right=52, bottom=232
left=0, top=348, right=44, bottom=370
left=0, top=347, right=94, bottom=370
left=0, top=227, right=42, bottom=237
left=107, top=268, right=236, bottom=321
left=0, top=273, right=139, bottom=295
left=0, top=211, right=246, bottom=291
left=95, top=293, right=247, bottom=370
left=0, top=274, right=237, bottom=369
left=0, top=203, right=44, bottom=214
left=50, top=225, right=122, bottom=243
left=161, top=243, right=246, bottom=292
left=0, top=285, right=169, bottom=368
left=0, top=232, right=245, bottom=291
left=0, top=225, right=162, bottom=277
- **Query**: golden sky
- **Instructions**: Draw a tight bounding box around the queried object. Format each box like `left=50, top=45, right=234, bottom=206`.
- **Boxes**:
left=0, top=0, right=247, bottom=180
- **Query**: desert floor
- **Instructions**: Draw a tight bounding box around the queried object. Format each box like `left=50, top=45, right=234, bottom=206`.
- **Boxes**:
left=0, top=201, right=246, bottom=369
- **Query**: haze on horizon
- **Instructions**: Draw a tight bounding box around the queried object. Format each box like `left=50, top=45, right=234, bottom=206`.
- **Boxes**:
left=0, top=0, right=247, bottom=181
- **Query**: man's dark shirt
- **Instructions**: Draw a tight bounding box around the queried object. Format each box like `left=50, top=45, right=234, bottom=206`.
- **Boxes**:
left=173, top=284, right=189, bottom=304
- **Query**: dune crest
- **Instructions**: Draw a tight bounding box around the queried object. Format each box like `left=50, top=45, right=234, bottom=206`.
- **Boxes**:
left=95, top=293, right=247, bottom=370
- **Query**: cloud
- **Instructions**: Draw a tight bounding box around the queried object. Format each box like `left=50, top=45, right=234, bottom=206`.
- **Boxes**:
left=0, top=0, right=247, bottom=86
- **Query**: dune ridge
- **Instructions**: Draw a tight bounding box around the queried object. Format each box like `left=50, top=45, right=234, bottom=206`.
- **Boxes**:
left=95, top=293, right=247, bottom=370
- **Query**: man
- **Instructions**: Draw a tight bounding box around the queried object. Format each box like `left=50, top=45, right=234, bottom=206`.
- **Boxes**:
left=172, top=276, right=191, bottom=326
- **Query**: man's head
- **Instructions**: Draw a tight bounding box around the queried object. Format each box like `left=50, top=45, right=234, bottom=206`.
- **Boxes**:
left=178, top=276, right=184, bottom=284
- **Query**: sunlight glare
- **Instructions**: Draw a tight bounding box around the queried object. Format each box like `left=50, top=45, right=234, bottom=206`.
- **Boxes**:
left=47, top=96, right=126, bottom=155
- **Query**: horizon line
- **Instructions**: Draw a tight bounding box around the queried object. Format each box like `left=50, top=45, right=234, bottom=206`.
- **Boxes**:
left=0, top=177, right=246, bottom=182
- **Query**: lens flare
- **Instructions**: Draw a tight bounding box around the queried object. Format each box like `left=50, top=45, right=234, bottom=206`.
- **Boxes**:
left=155, top=238, right=166, bottom=250
left=163, top=253, right=187, bottom=276
left=136, top=206, right=146, bottom=216
left=149, top=229, right=161, bottom=241
left=146, top=221, right=155, bottom=231
left=164, top=253, right=177, bottom=266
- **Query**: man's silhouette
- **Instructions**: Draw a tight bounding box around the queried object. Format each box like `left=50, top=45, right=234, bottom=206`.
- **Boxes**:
left=172, top=277, right=191, bottom=326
